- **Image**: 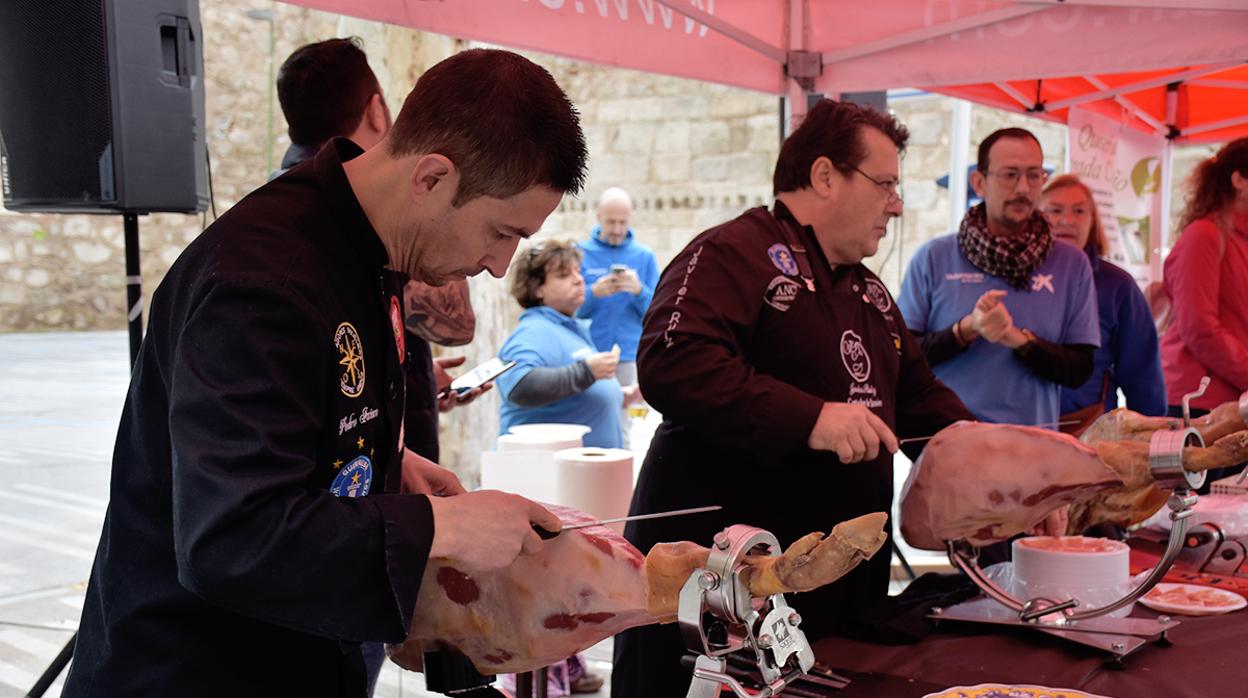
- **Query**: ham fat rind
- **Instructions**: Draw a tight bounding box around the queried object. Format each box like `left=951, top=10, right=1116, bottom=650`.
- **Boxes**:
left=388, top=505, right=887, bottom=675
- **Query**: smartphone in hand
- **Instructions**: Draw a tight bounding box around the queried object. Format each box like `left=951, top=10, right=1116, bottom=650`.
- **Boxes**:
left=440, top=358, right=518, bottom=398
left=610, top=263, right=629, bottom=274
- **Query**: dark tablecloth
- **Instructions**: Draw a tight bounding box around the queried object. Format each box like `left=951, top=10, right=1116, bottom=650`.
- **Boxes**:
left=812, top=608, right=1247, bottom=697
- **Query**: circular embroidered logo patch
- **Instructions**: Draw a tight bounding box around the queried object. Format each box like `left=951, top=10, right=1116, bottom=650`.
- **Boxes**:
left=840, top=329, right=872, bottom=383
left=330, top=455, right=372, bottom=498
left=864, top=278, right=893, bottom=313
left=335, top=322, right=366, bottom=398
left=767, top=243, right=800, bottom=276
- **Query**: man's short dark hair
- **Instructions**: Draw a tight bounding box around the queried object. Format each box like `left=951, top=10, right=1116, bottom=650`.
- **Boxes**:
left=387, top=49, right=588, bottom=205
left=977, top=127, right=1042, bottom=172
left=277, top=38, right=381, bottom=147
left=772, top=99, right=909, bottom=195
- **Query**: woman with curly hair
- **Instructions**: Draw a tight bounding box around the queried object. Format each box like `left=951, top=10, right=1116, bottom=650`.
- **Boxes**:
left=1160, top=137, right=1248, bottom=482
left=496, top=239, right=631, bottom=451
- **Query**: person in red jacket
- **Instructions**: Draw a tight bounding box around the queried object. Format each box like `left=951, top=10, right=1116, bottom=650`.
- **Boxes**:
left=1160, top=137, right=1248, bottom=485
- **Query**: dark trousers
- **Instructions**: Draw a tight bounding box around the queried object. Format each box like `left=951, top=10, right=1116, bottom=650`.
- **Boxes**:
left=611, top=621, right=692, bottom=698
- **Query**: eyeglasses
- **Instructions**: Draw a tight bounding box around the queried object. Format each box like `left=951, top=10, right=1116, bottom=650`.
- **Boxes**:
left=850, top=165, right=902, bottom=203
left=986, top=168, right=1049, bottom=187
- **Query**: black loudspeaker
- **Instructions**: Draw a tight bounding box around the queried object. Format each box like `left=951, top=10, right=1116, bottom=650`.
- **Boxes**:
left=0, top=0, right=209, bottom=214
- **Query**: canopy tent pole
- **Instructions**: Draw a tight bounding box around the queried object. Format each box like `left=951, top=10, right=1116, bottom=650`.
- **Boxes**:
left=1044, top=63, right=1240, bottom=112
left=820, top=5, right=1049, bottom=65
left=1154, top=83, right=1180, bottom=285
left=949, top=99, right=972, bottom=232
left=1084, top=75, right=1168, bottom=136
left=1179, top=114, right=1248, bottom=141
left=994, top=81, right=1037, bottom=111
left=781, top=0, right=817, bottom=135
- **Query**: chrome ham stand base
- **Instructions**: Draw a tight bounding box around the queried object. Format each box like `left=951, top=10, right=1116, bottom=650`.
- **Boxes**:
left=679, top=525, right=820, bottom=697
left=930, top=422, right=1208, bottom=661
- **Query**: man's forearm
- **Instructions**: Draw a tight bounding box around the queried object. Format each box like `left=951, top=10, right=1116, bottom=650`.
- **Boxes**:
left=1014, top=338, right=1096, bottom=388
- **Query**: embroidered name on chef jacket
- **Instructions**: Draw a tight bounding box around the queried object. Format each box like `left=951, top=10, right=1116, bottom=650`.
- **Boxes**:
left=337, top=405, right=381, bottom=436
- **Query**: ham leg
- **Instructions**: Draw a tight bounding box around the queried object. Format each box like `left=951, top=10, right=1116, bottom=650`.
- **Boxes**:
left=899, top=421, right=1124, bottom=550
left=388, top=506, right=888, bottom=675
left=897, top=420, right=1248, bottom=549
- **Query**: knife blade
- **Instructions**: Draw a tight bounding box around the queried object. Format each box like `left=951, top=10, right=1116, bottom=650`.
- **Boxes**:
left=896, top=419, right=1081, bottom=445
left=533, top=505, right=722, bottom=539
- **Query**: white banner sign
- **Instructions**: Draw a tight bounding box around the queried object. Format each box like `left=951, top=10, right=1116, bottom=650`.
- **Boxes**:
left=1067, top=107, right=1165, bottom=285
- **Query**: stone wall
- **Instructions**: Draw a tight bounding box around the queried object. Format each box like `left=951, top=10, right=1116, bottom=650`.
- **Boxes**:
left=0, top=1, right=1224, bottom=482
left=438, top=58, right=783, bottom=483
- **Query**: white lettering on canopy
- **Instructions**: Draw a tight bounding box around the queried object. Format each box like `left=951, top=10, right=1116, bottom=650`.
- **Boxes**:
left=532, top=0, right=715, bottom=38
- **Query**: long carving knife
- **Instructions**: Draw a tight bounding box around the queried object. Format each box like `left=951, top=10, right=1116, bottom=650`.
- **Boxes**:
left=533, top=505, right=722, bottom=539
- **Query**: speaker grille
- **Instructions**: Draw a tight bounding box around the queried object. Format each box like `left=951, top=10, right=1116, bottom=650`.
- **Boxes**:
left=0, top=0, right=114, bottom=205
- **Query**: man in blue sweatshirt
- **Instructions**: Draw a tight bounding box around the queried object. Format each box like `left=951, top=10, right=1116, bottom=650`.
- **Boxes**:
left=577, top=187, right=660, bottom=447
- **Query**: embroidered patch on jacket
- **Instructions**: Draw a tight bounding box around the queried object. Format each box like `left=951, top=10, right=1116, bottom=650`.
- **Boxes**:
left=331, top=455, right=372, bottom=498
left=840, top=329, right=872, bottom=383
left=763, top=275, right=802, bottom=312
left=335, top=322, right=366, bottom=398
left=389, top=295, right=406, bottom=364
left=1031, top=273, right=1055, bottom=294
left=767, top=243, right=800, bottom=276
left=864, top=278, right=893, bottom=313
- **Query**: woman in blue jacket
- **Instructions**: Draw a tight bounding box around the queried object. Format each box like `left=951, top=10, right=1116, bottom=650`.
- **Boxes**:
left=497, top=239, right=630, bottom=450
left=1040, top=175, right=1166, bottom=431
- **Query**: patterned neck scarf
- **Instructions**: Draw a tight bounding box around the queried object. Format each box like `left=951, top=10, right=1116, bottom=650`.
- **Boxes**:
left=957, top=203, right=1054, bottom=290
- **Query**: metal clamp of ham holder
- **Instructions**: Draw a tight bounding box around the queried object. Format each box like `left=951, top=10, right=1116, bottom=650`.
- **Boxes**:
left=678, top=525, right=818, bottom=698
left=933, top=379, right=1212, bottom=660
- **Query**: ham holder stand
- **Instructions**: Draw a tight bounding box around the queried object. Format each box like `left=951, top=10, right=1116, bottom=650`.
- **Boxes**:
left=930, top=380, right=1216, bottom=660
left=679, top=524, right=847, bottom=697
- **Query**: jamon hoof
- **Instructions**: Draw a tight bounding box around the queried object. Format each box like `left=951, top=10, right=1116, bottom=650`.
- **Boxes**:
left=645, top=511, right=889, bottom=620
left=1082, top=399, right=1248, bottom=446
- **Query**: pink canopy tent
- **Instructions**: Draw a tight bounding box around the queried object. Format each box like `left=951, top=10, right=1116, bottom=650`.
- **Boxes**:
left=280, top=0, right=1248, bottom=143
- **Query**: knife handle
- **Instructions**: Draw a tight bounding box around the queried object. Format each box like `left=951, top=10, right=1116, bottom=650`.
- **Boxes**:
left=532, top=524, right=560, bottom=540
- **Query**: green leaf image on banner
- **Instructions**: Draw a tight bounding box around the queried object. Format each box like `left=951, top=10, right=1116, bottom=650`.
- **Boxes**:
left=1131, top=157, right=1161, bottom=197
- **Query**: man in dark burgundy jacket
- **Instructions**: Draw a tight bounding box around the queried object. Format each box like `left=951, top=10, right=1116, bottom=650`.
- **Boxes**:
left=613, top=99, right=974, bottom=697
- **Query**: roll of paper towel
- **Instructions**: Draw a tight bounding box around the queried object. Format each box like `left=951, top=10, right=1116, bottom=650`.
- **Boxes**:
left=480, top=450, right=558, bottom=503
left=553, top=447, right=634, bottom=531
left=496, top=432, right=583, bottom=453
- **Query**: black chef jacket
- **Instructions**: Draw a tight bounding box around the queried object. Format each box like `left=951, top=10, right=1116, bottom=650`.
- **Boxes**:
left=613, top=203, right=973, bottom=697
left=282, top=140, right=442, bottom=463
left=64, top=140, right=435, bottom=696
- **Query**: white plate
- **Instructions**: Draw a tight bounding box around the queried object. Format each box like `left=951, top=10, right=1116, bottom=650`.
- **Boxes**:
left=1137, top=582, right=1247, bottom=616
left=922, top=684, right=1109, bottom=698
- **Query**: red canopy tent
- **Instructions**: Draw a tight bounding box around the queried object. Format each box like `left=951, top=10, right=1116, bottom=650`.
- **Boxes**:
left=279, top=0, right=1248, bottom=143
